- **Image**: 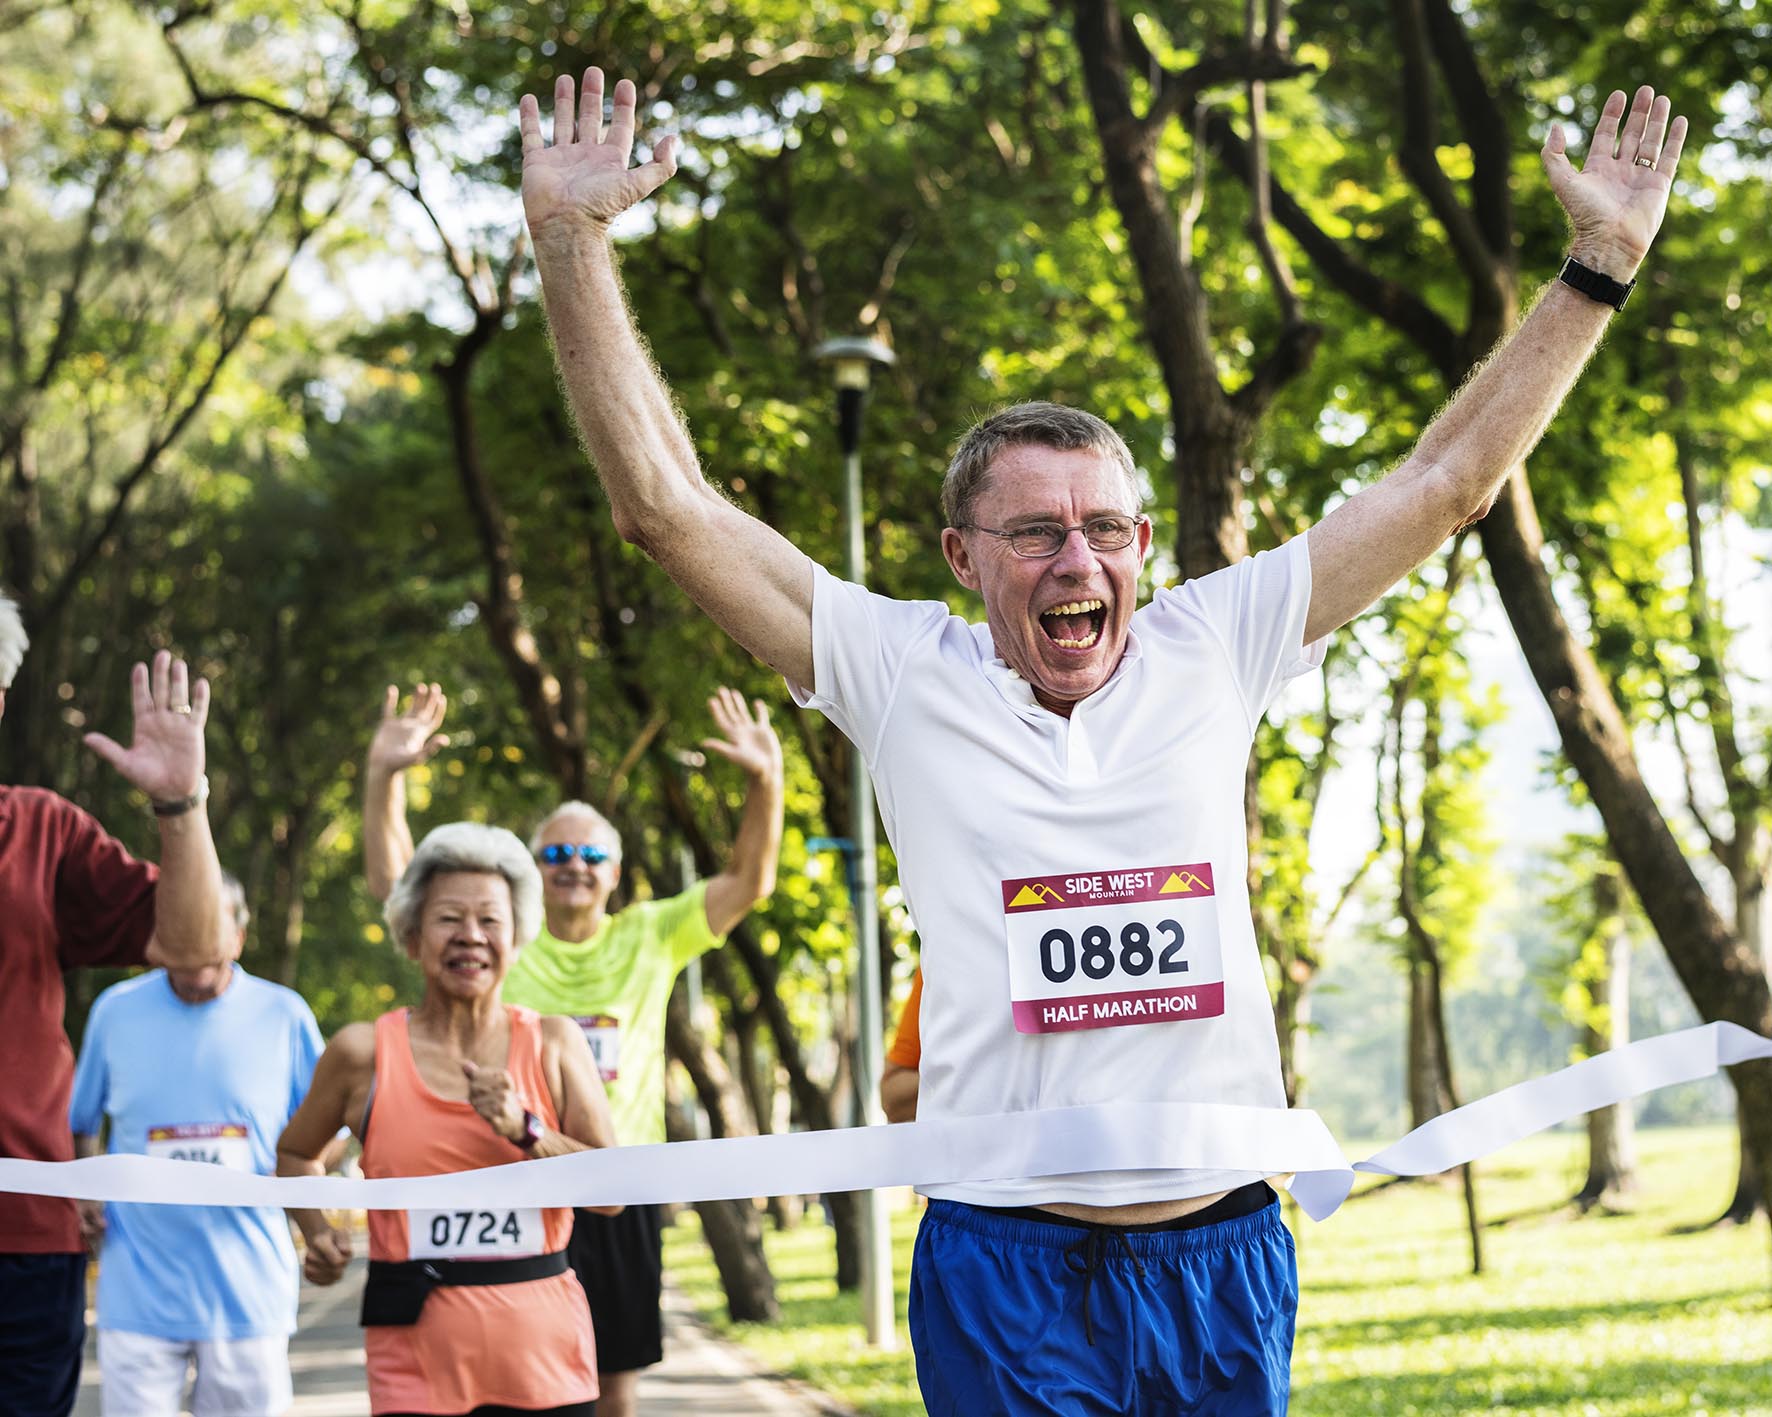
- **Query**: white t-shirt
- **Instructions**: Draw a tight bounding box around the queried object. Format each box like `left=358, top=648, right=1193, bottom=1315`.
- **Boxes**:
left=792, top=532, right=1325, bottom=1206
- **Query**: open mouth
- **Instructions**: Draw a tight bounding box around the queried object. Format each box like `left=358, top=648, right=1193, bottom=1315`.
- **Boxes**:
left=1039, top=599, right=1107, bottom=651
left=443, top=951, right=493, bottom=977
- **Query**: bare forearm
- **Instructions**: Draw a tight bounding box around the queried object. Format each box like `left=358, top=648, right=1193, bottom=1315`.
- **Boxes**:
left=363, top=765, right=414, bottom=902
left=152, top=808, right=225, bottom=968
left=534, top=228, right=712, bottom=535
left=731, top=766, right=784, bottom=904
left=704, top=765, right=784, bottom=935
left=276, top=1149, right=331, bottom=1242
left=1413, top=270, right=1618, bottom=514
left=74, top=1135, right=101, bottom=1160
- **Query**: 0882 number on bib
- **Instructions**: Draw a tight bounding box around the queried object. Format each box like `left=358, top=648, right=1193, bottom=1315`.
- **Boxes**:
left=1002, top=862, right=1225, bottom=1034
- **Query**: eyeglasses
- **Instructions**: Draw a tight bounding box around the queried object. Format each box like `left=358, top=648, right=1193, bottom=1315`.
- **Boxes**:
left=538, top=843, right=613, bottom=866
left=959, top=514, right=1146, bottom=560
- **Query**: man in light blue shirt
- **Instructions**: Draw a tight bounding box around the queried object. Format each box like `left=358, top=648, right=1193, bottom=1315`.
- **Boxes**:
left=69, top=871, right=325, bottom=1417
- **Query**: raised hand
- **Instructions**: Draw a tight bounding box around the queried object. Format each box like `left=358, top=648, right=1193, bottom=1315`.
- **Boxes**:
left=83, top=650, right=208, bottom=804
left=463, top=1060, right=526, bottom=1144
left=519, top=68, right=679, bottom=241
left=1543, top=85, right=1688, bottom=275
left=700, top=687, right=783, bottom=782
left=367, top=682, right=449, bottom=777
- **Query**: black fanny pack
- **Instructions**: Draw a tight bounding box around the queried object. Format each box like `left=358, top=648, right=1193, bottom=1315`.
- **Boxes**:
left=360, top=1250, right=569, bottom=1327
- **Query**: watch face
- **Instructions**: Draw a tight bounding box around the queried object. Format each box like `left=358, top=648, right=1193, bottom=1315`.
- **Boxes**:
left=523, top=1111, right=544, bottom=1147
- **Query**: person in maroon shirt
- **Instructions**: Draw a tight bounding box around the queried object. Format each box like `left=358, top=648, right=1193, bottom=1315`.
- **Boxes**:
left=0, top=592, right=228, bottom=1417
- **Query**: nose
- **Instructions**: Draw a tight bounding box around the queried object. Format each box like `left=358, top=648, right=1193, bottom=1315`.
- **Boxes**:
left=458, top=917, right=489, bottom=944
left=1048, top=526, right=1096, bottom=578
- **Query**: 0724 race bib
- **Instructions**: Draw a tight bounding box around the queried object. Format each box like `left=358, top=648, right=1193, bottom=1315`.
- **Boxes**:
left=1002, top=861, right=1226, bottom=1034
left=145, top=1123, right=253, bottom=1169
left=407, top=1207, right=546, bottom=1260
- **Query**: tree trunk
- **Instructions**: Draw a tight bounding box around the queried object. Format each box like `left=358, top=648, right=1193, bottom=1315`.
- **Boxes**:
left=663, top=1102, right=780, bottom=1323
left=1424, top=939, right=1482, bottom=1275
left=664, top=984, right=779, bottom=1321
left=1718, top=859, right=1771, bottom=1223
left=1407, top=964, right=1451, bottom=1130
left=1576, top=870, right=1637, bottom=1210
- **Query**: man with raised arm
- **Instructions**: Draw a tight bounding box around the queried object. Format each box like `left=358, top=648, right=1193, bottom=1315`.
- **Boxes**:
left=361, top=682, right=784, bottom=1417
left=518, top=70, right=1686, bottom=1413
left=70, top=871, right=325, bottom=1417
left=0, top=596, right=228, bottom=1417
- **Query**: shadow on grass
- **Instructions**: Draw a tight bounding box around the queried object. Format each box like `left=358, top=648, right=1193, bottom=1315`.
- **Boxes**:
left=1294, top=1356, right=1772, bottom=1415
left=1300, top=1289, right=1753, bottom=1349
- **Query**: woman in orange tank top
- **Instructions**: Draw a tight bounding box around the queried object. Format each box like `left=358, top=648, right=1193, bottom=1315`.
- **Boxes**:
left=278, top=823, right=619, bottom=1416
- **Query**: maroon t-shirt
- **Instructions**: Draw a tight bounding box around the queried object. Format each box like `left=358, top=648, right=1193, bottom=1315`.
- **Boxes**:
left=0, top=786, right=156, bottom=1253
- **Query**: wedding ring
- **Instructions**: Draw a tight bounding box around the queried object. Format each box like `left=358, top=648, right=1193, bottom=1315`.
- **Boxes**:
left=171, top=704, right=193, bottom=715
left=1633, top=155, right=1656, bottom=168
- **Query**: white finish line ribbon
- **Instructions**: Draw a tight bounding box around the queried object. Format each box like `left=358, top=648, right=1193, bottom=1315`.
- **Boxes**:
left=5, top=1022, right=1767, bottom=1223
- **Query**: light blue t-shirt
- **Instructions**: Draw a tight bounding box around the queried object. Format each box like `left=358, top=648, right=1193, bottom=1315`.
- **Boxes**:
left=69, top=967, right=324, bottom=1340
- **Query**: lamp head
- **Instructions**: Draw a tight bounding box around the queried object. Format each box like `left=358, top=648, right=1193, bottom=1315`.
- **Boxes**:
left=814, top=336, right=896, bottom=391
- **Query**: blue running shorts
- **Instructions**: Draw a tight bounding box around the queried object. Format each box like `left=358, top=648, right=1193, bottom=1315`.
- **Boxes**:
left=909, top=1187, right=1297, bottom=1416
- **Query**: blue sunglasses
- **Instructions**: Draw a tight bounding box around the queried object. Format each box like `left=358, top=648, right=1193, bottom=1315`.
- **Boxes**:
left=538, top=843, right=613, bottom=866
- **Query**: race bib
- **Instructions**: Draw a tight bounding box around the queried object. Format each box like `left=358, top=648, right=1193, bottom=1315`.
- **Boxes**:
left=407, top=1207, right=546, bottom=1260
left=145, top=1123, right=253, bottom=1169
left=1002, top=862, right=1226, bottom=1034
left=574, top=1015, right=621, bottom=1082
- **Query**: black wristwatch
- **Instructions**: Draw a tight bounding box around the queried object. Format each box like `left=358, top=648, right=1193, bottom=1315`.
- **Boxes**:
left=515, top=1109, right=545, bottom=1152
left=1558, top=256, right=1635, bottom=311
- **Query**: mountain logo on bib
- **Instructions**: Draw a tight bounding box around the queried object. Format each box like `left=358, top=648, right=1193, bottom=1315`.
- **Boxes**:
left=1159, top=870, right=1210, bottom=895
left=1003, top=863, right=1215, bottom=911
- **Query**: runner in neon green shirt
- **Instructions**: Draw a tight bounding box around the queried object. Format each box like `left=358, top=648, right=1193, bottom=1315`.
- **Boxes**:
left=361, top=683, right=784, bottom=1417
left=500, top=880, right=718, bottom=1147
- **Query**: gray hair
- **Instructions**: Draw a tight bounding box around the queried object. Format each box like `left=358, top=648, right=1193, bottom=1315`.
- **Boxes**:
left=529, top=800, right=623, bottom=863
left=219, top=868, right=251, bottom=933
left=941, top=401, right=1142, bottom=530
left=386, top=822, right=543, bottom=951
left=0, top=592, right=27, bottom=690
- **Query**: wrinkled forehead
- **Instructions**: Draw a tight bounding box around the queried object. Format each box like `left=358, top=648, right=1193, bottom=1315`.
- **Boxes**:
left=974, top=444, right=1138, bottom=523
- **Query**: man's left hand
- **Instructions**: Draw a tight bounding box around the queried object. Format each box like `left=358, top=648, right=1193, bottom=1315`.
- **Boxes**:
left=700, top=687, right=783, bottom=782
left=1542, top=85, right=1688, bottom=278
left=83, top=650, right=209, bottom=804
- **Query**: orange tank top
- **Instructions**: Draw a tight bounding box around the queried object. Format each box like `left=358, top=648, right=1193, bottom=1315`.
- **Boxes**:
left=360, top=1006, right=596, bottom=1414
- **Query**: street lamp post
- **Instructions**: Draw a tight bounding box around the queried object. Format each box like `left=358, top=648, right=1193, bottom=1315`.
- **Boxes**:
left=812, top=335, right=897, bottom=1351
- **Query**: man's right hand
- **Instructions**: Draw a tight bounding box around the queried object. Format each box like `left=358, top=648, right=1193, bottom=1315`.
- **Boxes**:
left=303, top=1223, right=353, bottom=1286
left=77, top=1199, right=106, bottom=1256
left=367, top=682, right=449, bottom=778
left=519, top=69, right=679, bottom=243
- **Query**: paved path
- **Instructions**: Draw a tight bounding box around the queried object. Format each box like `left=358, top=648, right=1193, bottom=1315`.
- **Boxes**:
left=75, top=1261, right=854, bottom=1415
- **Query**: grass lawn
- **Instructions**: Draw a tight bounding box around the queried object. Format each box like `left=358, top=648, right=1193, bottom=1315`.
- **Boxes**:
left=662, top=1124, right=1772, bottom=1415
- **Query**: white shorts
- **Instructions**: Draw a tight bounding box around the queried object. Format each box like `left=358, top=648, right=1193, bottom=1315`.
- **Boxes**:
left=97, top=1328, right=293, bottom=1416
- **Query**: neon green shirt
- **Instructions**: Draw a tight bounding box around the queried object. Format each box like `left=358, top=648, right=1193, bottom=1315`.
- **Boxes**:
left=500, top=881, right=719, bottom=1147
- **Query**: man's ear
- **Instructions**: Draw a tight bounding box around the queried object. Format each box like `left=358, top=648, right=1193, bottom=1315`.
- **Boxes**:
left=0, top=688, right=7, bottom=722
left=941, top=527, right=981, bottom=591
